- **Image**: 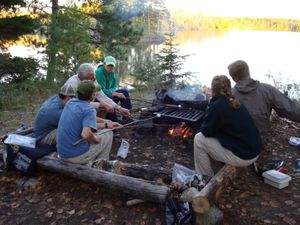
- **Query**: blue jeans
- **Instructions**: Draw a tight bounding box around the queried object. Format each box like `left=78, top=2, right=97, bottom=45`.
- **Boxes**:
left=106, top=89, right=132, bottom=122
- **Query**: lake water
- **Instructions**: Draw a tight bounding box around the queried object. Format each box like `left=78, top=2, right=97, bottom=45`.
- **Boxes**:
left=8, top=29, right=300, bottom=93
left=169, top=30, right=300, bottom=88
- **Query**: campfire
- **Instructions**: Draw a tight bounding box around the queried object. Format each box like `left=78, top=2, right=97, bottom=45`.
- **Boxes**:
left=134, top=86, right=208, bottom=139
left=168, top=123, right=193, bottom=139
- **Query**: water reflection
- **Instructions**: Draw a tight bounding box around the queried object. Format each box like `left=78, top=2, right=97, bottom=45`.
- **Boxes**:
left=127, top=30, right=300, bottom=94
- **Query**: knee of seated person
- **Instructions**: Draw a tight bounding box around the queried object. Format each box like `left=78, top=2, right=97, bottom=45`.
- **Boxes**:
left=194, top=132, right=206, bottom=144
left=118, top=89, right=129, bottom=96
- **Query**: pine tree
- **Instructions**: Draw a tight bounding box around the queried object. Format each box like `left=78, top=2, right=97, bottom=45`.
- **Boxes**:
left=155, top=29, right=191, bottom=88
left=0, top=0, right=39, bottom=83
left=92, top=0, right=143, bottom=60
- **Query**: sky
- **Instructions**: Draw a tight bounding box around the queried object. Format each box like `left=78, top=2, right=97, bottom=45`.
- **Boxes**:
left=164, top=0, right=300, bottom=19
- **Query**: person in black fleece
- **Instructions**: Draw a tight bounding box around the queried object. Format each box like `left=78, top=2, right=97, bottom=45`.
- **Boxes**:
left=194, top=75, right=262, bottom=176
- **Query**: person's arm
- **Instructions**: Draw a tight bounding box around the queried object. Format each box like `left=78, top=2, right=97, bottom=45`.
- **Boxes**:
left=271, top=86, right=300, bottom=122
left=95, top=68, right=112, bottom=96
left=81, top=127, right=100, bottom=144
left=109, top=73, right=117, bottom=93
left=95, top=90, right=117, bottom=107
left=117, top=107, right=130, bottom=117
left=200, top=104, right=222, bottom=137
left=96, top=117, right=109, bottom=123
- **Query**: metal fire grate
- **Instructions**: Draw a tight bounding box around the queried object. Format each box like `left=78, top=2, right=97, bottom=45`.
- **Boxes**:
left=156, top=108, right=205, bottom=122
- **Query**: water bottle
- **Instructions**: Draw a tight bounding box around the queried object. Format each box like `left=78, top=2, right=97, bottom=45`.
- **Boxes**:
left=117, top=139, right=130, bottom=159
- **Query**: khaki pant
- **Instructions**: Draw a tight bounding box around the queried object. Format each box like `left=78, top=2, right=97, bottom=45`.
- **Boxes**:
left=63, top=129, right=113, bottom=165
left=39, top=129, right=57, bottom=146
left=194, top=132, right=259, bottom=176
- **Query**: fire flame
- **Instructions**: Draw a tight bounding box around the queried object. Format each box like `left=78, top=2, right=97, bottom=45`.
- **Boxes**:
left=168, top=126, right=193, bottom=139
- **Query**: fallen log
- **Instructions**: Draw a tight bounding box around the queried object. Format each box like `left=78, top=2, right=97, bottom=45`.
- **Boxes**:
left=36, top=155, right=170, bottom=203
left=104, top=160, right=172, bottom=184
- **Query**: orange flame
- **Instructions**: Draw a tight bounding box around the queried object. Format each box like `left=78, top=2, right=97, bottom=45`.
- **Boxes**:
left=168, top=126, right=193, bottom=139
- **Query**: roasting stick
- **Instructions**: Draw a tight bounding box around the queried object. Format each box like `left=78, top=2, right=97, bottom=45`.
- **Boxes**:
left=72, top=115, right=160, bottom=146
left=129, top=97, right=182, bottom=108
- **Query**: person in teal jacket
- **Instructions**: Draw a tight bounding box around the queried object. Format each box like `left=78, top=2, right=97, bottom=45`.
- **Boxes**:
left=95, top=56, right=132, bottom=123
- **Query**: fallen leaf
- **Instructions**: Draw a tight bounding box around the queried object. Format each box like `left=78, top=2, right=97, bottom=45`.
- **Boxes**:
left=261, top=201, right=268, bottom=206
left=67, top=209, right=75, bottom=215
left=57, top=208, right=64, bottom=214
left=282, top=216, right=297, bottom=225
left=102, top=200, right=113, bottom=209
left=45, top=211, right=53, bottom=218
left=284, top=200, right=294, bottom=205
left=11, top=202, right=20, bottom=208
left=225, top=204, right=232, bottom=209
left=95, top=217, right=105, bottom=224
left=270, top=201, right=279, bottom=208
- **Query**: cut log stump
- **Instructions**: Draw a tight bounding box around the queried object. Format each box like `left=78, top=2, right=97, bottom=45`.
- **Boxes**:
left=192, top=165, right=237, bottom=214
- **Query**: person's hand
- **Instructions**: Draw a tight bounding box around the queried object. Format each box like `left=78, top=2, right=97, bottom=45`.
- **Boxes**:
left=113, top=92, right=126, bottom=99
left=107, top=121, right=123, bottom=129
left=100, top=101, right=114, bottom=113
left=119, top=107, right=130, bottom=117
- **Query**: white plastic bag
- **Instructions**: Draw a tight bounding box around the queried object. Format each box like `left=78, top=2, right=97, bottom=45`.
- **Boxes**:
left=172, top=163, right=196, bottom=185
left=117, top=139, right=130, bottom=159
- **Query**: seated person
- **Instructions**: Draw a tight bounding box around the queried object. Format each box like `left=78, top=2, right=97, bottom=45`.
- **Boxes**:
left=57, top=81, right=113, bottom=165
left=33, top=84, right=76, bottom=146
left=95, top=56, right=132, bottom=123
left=64, top=62, right=130, bottom=118
left=194, top=75, right=262, bottom=177
left=228, top=60, right=300, bottom=142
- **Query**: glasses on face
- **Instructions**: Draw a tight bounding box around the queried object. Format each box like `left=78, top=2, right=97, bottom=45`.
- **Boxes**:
left=106, top=65, right=114, bottom=68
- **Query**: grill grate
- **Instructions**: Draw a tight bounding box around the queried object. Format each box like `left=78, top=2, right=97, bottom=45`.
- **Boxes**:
left=156, top=108, right=205, bottom=122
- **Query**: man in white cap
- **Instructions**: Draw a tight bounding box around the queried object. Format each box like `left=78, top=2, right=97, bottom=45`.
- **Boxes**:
left=95, top=56, right=132, bottom=124
left=64, top=63, right=130, bottom=118
left=33, top=84, right=76, bottom=146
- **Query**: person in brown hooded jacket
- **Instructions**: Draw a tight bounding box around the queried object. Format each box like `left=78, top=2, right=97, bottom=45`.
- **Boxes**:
left=227, top=60, right=300, bottom=142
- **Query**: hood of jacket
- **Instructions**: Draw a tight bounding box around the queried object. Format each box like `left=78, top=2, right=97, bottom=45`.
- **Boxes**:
left=234, top=78, right=260, bottom=94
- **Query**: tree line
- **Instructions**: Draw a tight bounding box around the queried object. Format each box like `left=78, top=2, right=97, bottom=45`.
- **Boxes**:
left=170, top=10, right=300, bottom=32
left=0, top=0, right=171, bottom=110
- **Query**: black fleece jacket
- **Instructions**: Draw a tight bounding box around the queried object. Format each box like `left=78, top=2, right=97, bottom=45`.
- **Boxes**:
left=200, top=95, right=262, bottom=160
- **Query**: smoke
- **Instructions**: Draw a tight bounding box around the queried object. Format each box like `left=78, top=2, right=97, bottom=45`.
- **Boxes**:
left=166, top=84, right=207, bottom=101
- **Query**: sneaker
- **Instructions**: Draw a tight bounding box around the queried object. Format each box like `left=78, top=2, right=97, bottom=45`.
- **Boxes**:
left=113, top=130, right=121, bottom=137
left=91, top=159, right=106, bottom=170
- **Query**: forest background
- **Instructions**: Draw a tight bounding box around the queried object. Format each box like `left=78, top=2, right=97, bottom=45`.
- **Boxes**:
left=1, top=0, right=300, bottom=111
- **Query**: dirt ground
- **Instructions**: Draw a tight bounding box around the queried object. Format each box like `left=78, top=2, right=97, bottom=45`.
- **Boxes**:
left=0, top=108, right=300, bottom=225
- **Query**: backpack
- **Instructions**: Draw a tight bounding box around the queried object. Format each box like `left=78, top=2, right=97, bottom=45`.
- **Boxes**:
left=4, top=143, right=55, bottom=177
left=165, top=197, right=194, bottom=225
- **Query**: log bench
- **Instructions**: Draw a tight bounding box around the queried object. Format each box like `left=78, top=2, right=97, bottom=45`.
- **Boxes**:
left=1, top=128, right=239, bottom=224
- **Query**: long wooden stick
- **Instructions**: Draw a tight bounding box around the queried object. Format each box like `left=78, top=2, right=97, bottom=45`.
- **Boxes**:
left=72, top=116, right=158, bottom=146
left=129, top=97, right=182, bottom=108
